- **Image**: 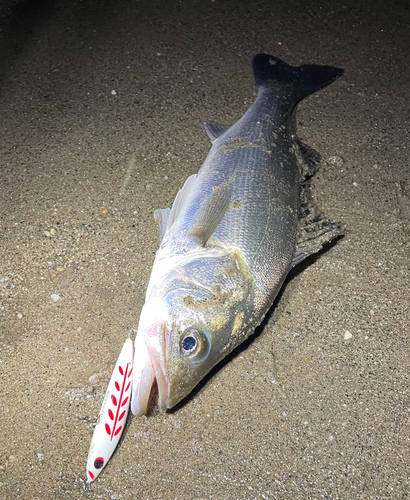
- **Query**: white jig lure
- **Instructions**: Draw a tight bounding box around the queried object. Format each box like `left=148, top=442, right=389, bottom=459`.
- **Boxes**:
left=86, top=338, right=133, bottom=482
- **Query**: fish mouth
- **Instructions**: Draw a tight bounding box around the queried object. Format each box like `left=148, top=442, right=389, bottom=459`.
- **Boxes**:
left=143, top=321, right=170, bottom=413
left=131, top=320, right=170, bottom=416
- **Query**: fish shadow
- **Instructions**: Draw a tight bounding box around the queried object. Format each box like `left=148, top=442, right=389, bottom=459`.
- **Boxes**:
left=167, top=237, right=343, bottom=414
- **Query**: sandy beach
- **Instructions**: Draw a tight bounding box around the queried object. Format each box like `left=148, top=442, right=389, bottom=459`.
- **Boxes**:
left=1, top=0, right=409, bottom=498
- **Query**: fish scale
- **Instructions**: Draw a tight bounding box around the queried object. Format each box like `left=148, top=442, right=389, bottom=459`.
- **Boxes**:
left=171, top=92, right=299, bottom=310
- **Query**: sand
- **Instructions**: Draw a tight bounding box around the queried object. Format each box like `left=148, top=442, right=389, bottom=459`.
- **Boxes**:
left=1, top=0, right=409, bottom=498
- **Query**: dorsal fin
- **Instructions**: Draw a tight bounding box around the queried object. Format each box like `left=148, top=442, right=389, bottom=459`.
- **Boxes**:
left=154, top=208, right=171, bottom=240
left=169, top=174, right=197, bottom=227
left=154, top=174, right=197, bottom=240
left=204, top=120, right=230, bottom=144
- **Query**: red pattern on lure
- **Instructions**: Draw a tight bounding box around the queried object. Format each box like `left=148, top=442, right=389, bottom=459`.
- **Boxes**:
left=104, top=364, right=133, bottom=440
left=86, top=338, right=133, bottom=483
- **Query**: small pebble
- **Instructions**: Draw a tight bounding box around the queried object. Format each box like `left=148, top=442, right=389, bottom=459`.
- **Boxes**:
left=17, top=313, right=23, bottom=319
left=37, top=453, right=45, bottom=461
left=56, top=267, right=65, bottom=272
left=329, top=156, right=344, bottom=167
left=51, top=294, right=60, bottom=302
left=44, top=231, right=51, bottom=237
left=344, top=330, right=352, bottom=340
left=111, top=90, right=117, bottom=95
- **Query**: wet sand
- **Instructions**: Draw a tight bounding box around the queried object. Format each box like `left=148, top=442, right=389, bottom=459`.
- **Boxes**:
left=1, top=0, right=409, bottom=498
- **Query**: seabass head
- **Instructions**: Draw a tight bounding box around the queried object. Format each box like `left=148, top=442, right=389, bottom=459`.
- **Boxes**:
left=136, top=250, right=252, bottom=412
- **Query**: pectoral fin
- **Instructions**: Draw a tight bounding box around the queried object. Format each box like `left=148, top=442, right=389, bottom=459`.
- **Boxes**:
left=188, top=181, right=232, bottom=246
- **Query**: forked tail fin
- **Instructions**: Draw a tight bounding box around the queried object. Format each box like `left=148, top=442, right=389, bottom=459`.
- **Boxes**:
left=252, top=54, right=344, bottom=99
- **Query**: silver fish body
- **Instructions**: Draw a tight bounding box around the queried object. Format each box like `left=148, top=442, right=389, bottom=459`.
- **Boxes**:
left=131, top=54, right=344, bottom=415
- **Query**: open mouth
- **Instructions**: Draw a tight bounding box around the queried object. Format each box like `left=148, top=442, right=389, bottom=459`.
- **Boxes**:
left=130, top=321, right=169, bottom=416
left=144, top=321, right=169, bottom=413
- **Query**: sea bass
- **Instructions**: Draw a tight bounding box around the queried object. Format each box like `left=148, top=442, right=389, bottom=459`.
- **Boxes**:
left=131, top=54, right=344, bottom=416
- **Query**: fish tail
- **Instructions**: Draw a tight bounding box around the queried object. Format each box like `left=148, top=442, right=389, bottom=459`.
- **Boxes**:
left=252, top=54, right=344, bottom=99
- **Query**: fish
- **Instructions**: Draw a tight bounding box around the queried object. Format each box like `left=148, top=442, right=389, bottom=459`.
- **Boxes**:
left=130, top=54, right=344, bottom=416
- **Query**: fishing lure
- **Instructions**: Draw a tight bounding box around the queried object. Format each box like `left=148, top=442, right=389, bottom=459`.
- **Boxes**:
left=86, top=338, right=133, bottom=482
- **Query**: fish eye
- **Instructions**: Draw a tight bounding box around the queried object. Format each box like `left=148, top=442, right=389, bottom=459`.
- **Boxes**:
left=181, top=335, right=196, bottom=352
left=180, top=329, right=202, bottom=357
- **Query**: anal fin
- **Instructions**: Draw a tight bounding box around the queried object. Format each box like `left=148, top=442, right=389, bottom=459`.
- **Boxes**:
left=294, top=137, right=345, bottom=266
left=293, top=217, right=345, bottom=267
left=295, top=138, right=322, bottom=181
